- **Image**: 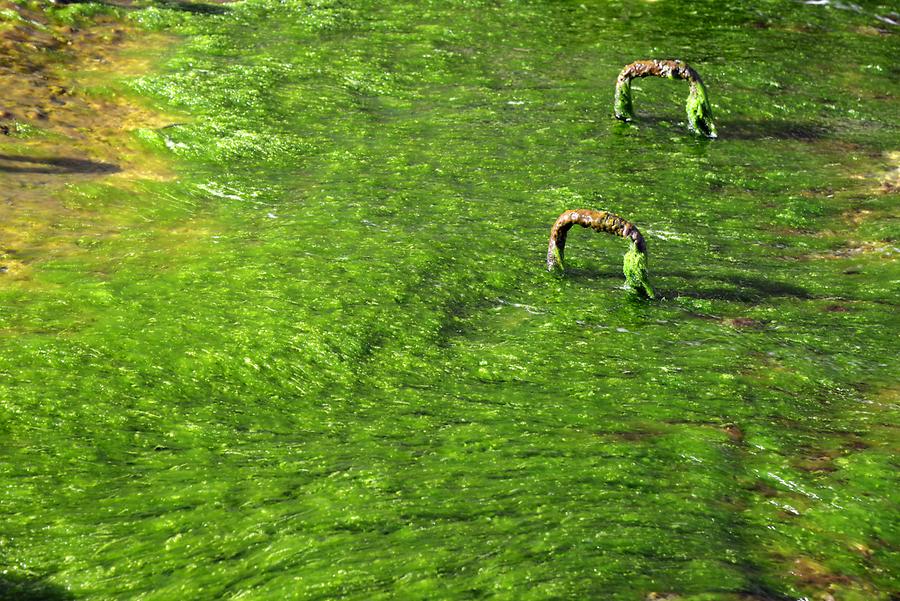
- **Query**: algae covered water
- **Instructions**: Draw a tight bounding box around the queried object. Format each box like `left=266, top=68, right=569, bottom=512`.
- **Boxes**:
left=2, top=0, right=899, bottom=599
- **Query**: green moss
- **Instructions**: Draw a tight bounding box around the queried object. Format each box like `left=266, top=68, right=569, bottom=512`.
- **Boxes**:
left=548, top=243, right=565, bottom=273
left=623, top=241, right=655, bottom=299
left=6, top=121, right=45, bottom=138
left=686, top=80, right=717, bottom=138
left=613, top=78, right=633, bottom=120
left=47, top=1, right=123, bottom=26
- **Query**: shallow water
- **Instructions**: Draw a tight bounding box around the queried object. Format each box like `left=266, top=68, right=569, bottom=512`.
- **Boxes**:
left=1, top=0, right=898, bottom=599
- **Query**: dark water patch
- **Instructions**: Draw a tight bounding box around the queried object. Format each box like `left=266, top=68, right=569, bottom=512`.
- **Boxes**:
left=148, top=0, right=231, bottom=15
left=720, top=119, right=829, bottom=141
left=663, top=271, right=812, bottom=302
left=610, top=114, right=721, bottom=140
left=618, top=116, right=834, bottom=145
left=0, top=153, right=120, bottom=175
left=555, top=265, right=626, bottom=283
left=0, top=573, right=74, bottom=601
left=51, top=0, right=230, bottom=14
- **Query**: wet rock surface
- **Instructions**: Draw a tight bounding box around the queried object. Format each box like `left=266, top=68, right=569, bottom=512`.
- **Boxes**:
left=1, top=1, right=176, bottom=283
left=0, top=0, right=173, bottom=170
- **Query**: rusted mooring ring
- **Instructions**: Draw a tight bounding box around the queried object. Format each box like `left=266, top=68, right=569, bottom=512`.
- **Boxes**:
left=614, top=59, right=717, bottom=138
left=547, top=209, right=655, bottom=298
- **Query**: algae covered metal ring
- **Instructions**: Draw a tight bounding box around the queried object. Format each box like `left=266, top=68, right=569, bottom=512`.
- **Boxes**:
left=547, top=209, right=655, bottom=299
left=614, top=59, right=717, bottom=138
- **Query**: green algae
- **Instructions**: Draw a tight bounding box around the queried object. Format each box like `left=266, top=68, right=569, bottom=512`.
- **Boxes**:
left=1, top=1, right=899, bottom=600
left=613, top=75, right=634, bottom=123
left=686, top=79, right=717, bottom=138
left=548, top=241, right=564, bottom=274
left=622, top=241, right=654, bottom=299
